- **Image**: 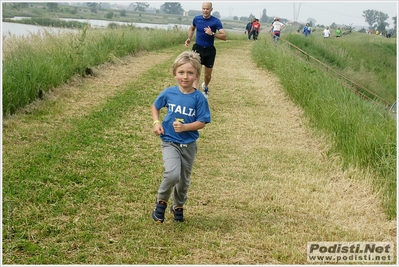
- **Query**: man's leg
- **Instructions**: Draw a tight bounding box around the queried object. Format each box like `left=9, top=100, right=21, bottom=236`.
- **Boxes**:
left=194, top=70, right=201, bottom=90
left=192, top=45, right=204, bottom=90
left=203, top=66, right=213, bottom=87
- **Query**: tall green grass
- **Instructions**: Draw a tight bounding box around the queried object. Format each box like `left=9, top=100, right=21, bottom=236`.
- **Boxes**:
left=284, top=32, right=396, bottom=104
left=252, top=36, right=396, bottom=219
left=284, top=32, right=397, bottom=171
left=2, top=26, right=187, bottom=116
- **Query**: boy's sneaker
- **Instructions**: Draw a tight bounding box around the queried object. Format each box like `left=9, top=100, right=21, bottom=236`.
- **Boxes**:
left=152, top=199, right=167, bottom=224
left=202, top=82, right=209, bottom=98
left=170, top=206, right=185, bottom=222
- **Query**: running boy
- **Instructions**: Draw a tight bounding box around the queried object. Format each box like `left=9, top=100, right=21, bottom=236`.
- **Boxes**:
left=151, top=51, right=211, bottom=223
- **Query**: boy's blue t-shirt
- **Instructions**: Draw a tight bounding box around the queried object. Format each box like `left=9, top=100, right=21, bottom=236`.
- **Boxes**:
left=153, top=86, right=211, bottom=144
left=193, top=15, right=223, bottom=47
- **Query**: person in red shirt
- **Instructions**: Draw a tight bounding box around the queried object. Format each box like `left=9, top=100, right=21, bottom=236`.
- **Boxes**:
left=251, top=19, right=261, bottom=41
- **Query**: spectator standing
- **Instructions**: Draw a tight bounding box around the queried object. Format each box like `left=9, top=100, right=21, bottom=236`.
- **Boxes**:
left=251, top=18, right=261, bottom=40
left=270, top=17, right=285, bottom=43
left=335, top=27, right=342, bottom=38
left=323, top=26, right=330, bottom=39
left=303, top=23, right=312, bottom=37
left=245, top=18, right=253, bottom=40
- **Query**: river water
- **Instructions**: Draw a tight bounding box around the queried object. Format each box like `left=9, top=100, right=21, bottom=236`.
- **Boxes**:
left=2, top=22, right=77, bottom=37
left=2, top=17, right=191, bottom=37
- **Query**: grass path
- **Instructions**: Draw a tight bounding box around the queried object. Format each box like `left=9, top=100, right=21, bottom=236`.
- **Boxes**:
left=2, top=40, right=396, bottom=264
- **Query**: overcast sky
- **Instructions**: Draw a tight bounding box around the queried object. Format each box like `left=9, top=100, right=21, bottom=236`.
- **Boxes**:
left=141, top=1, right=397, bottom=27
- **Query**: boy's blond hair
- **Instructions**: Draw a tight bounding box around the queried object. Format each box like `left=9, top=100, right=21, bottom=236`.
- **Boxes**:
left=172, top=51, right=202, bottom=77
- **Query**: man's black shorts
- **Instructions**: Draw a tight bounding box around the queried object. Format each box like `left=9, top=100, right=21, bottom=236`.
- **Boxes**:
left=192, top=44, right=216, bottom=68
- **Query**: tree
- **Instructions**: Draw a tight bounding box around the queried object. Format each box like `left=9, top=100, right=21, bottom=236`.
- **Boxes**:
left=343, top=23, right=353, bottom=30
left=377, top=12, right=389, bottom=32
left=46, top=3, right=58, bottom=12
left=162, top=2, right=184, bottom=15
left=260, top=9, right=268, bottom=23
left=105, top=11, right=114, bottom=19
left=9, top=2, right=29, bottom=9
left=87, top=2, right=99, bottom=13
left=134, top=2, right=149, bottom=12
left=358, top=27, right=367, bottom=33
left=70, top=7, right=78, bottom=15
left=363, top=9, right=389, bottom=31
left=233, top=16, right=238, bottom=21
left=102, top=3, right=111, bottom=10
left=306, top=18, right=316, bottom=27
left=213, top=11, right=220, bottom=19
left=363, top=9, right=378, bottom=28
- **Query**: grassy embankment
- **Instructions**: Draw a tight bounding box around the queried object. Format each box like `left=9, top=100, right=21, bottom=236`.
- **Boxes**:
left=252, top=31, right=396, bottom=219
left=2, top=26, right=187, bottom=115
left=284, top=32, right=396, bottom=104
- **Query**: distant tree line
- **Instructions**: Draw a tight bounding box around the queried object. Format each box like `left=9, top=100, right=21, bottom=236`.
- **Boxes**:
left=362, top=9, right=396, bottom=34
left=7, top=2, right=396, bottom=33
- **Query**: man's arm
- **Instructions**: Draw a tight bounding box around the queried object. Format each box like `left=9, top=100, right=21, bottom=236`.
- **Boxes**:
left=185, top=25, right=196, bottom=48
left=214, top=28, right=227, bottom=41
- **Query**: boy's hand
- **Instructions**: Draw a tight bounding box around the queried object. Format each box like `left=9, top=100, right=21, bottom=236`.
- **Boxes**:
left=173, top=121, right=184, bottom=133
left=153, top=123, right=164, bottom=135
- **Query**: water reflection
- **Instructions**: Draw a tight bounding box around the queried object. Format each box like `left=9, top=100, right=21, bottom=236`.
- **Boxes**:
left=2, top=22, right=76, bottom=37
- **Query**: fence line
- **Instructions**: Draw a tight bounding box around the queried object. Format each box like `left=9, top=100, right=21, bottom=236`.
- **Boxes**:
left=279, top=38, right=392, bottom=108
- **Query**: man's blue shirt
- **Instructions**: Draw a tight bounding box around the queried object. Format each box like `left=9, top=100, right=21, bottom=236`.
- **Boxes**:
left=193, top=15, right=223, bottom=47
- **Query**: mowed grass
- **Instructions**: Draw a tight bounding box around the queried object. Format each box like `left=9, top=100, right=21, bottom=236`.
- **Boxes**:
left=2, top=34, right=396, bottom=264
